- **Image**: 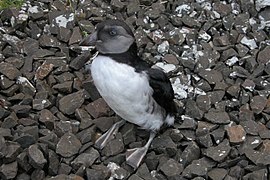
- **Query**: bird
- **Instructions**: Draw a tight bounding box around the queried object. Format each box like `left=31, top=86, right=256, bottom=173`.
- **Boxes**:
left=80, top=19, right=176, bottom=169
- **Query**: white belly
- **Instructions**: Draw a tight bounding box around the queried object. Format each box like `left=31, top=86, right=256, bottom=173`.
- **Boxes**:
left=90, top=55, right=164, bottom=131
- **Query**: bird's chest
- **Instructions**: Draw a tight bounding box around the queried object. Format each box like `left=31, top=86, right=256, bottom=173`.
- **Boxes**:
left=90, top=56, right=151, bottom=108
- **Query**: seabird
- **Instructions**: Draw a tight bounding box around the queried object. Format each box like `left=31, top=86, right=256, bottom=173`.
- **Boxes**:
left=80, top=19, right=176, bottom=169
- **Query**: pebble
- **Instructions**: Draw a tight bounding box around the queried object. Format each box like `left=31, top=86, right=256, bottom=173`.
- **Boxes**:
left=56, top=132, right=82, bottom=158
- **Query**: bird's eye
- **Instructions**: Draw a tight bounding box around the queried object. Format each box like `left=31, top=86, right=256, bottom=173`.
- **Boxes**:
left=109, top=29, right=117, bottom=36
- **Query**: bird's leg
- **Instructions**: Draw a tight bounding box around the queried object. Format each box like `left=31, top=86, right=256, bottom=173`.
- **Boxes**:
left=95, top=120, right=125, bottom=149
left=126, top=131, right=156, bottom=169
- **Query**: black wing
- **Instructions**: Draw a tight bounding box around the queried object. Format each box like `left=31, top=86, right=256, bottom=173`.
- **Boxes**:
left=146, top=68, right=176, bottom=114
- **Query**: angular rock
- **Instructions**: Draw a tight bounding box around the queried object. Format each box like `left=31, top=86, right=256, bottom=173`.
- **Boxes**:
left=199, top=69, right=223, bottom=85
left=205, top=139, right=231, bottom=162
left=32, top=99, right=51, bottom=110
left=208, top=168, right=228, bottom=180
left=85, top=98, right=111, bottom=118
left=103, top=133, right=124, bottom=156
left=28, top=144, right=47, bottom=169
left=182, top=157, right=216, bottom=178
left=56, top=132, right=82, bottom=157
left=48, top=149, right=60, bottom=176
left=70, top=51, right=91, bottom=70
left=151, top=134, right=177, bottom=156
left=52, top=81, right=73, bottom=93
left=0, top=161, right=18, bottom=179
left=59, top=90, right=85, bottom=115
left=69, top=27, right=82, bottom=45
left=39, top=109, right=57, bottom=130
left=204, top=111, right=230, bottom=124
left=179, top=141, right=200, bottom=167
left=35, top=63, right=54, bottom=80
left=71, top=148, right=99, bottom=169
left=160, top=158, right=183, bottom=177
left=257, top=46, right=270, bottom=64
left=250, top=95, right=267, bottom=114
left=0, top=62, right=21, bottom=80
left=226, top=125, right=246, bottom=144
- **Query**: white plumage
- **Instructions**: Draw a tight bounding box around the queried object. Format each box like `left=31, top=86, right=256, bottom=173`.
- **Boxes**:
left=90, top=55, right=174, bottom=131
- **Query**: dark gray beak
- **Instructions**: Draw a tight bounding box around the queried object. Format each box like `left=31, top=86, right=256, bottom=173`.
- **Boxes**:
left=79, top=31, right=98, bottom=46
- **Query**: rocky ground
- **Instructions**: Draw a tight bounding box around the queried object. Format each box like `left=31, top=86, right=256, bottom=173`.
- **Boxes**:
left=0, top=0, right=270, bottom=179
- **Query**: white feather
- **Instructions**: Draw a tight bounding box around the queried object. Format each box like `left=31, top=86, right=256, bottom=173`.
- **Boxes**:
left=89, top=55, right=172, bottom=131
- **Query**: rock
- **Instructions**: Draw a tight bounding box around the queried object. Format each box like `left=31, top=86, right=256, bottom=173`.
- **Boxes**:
left=52, top=81, right=73, bottom=93
left=204, top=111, right=230, bottom=124
left=31, top=169, right=45, bottom=180
left=179, top=141, right=200, bottom=167
left=46, top=174, right=84, bottom=180
left=160, top=158, right=183, bottom=177
left=243, top=168, right=268, bottom=180
left=250, top=95, right=267, bottom=114
left=86, top=168, right=108, bottom=180
left=69, top=27, right=82, bottom=45
left=179, top=116, right=197, bottom=129
left=185, top=99, right=204, bottom=120
left=182, top=157, right=216, bottom=178
left=59, top=90, right=85, bottom=115
left=35, top=62, right=54, bottom=80
left=17, top=152, right=32, bottom=172
left=58, top=163, right=72, bottom=175
left=103, top=133, right=124, bottom=156
left=39, top=109, right=57, bottom=130
left=257, top=46, right=270, bottom=64
left=28, top=144, right=47, bottom=169
left=48, top=150, right=59, bottom=176
left=241, top=79, right=255, bottom=92
left=205, top=139, right=231, bottom=162
left=0, top=161, right=18, bottom=179
left=56, top=132, right=82, bottom=158
left=226, top=125, right=246, bottom=144
left=70, top=51, right=91, bottom=70
left=32, top=99, right=51, bottom=110
left=120, top=123, right=136, bottom=145
left=75, top=108, right=93, bottom=130
left=0, top=62, right=21, bottom=80
left=151, top=134, right=177, bottom=156
left=14, top=134, right=36, bottom=149
left=199, top=69, right=223, bottom=85
left=107, top=162, right=129, bottom=179
left=58, top=27, right=72, bottom=42
left=208, top=168, right=228, bottom=180
left=71, top=148, right=99, bottom=169
left=240, top=120, right=259, bottom=135
left=163, top=54, right=179, bottom=65
left=93, top=117, right=117, bottom=132
left=85, top=98, right=111, bottom=118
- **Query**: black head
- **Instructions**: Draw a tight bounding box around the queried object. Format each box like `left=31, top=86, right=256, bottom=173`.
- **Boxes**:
left=80, top=19, right=135, bottom=54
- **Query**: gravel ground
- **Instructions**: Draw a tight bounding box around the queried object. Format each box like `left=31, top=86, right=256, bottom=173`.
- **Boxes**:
left=0, top=0, right=270, bottom=179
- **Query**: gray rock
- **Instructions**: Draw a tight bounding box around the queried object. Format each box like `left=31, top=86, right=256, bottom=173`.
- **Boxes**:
left=226, top=125, right=246, bottom=144
left=182, top=157, right=216, bottom=178
left=71, top=148, right=99, bottom=169
left=0, top=62, right=21, bottom=80
left=39, top=109, right=57, bottom=130
left=103, top=133, right=124, bottom=156
left=52, top=81, right=73, bottom=93
left=185, top=99, right=204, bottom=120
left=70, top=51, right=91, bottom=70
left=257, top=46, right=270, bottom=64
left=4, top=142, right=21, bottom=163
left=86, top=168, right=107, bottom=180
left=28, top=144, right=47, bottom=169
left=35, top=63, right=54, bottom=80
left=48, top=149, right=59, bottom=176
left=250, top=95, right=267, bottom=114
left=85, top=98, right=112, bottom=118
left=59, top=90, right=85, bottom=115
left=243, top=168, right=268, bottom=180
left=160, top=158, right=183, bottom=177
left=208, top=168, right=228, bottom=180
left=32, top=99, right=51, bottom=110
left=69, top=27, right=82, bottom=45
left=204, top=111, right=230, bottom=124
left=120, top=123, right=136, bottom=145
left=0, top=161, right=18, bottom=179
left=17, top=152, right=32, bottom=172
left=75, top=108, right=93, bottom=130
left=205, top=139, right=231, bottom=162
left=56, top=132, right=82, bottom=157
left=179, top=141, right=200, bottom=167
left=151, top=134, right=177, bottom=156
left=58, top=27, right=72, bottom=42
left=58, top=163, right=72, bottom=175
left=14, top=134, right=36, bottom=149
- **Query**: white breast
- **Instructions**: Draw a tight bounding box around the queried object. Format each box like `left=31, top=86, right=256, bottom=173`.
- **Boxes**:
left=89, top=55, right=165, bottom=131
